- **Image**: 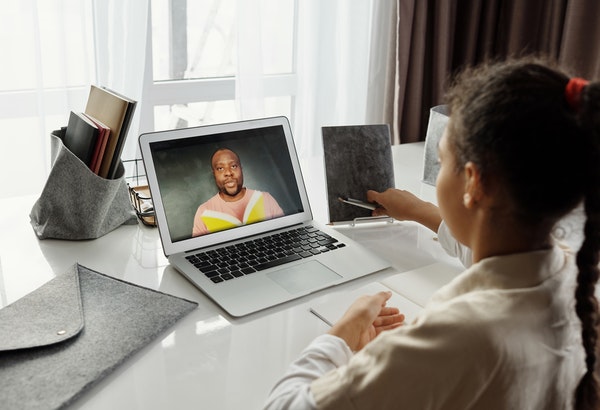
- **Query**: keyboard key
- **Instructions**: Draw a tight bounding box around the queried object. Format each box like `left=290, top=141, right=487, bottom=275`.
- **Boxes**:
left=198, top=264, right=217, bottom=273
left=254, top=254, right=302, bottom=271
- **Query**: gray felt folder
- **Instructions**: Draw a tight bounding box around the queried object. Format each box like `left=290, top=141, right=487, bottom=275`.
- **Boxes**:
left=0, top=264, right=197, bottom=410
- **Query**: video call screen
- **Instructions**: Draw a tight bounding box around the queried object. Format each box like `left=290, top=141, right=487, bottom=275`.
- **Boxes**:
left=149, top=125, right=304, bottom=243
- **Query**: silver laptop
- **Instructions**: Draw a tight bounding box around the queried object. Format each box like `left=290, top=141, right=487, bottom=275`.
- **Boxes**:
left=139, top=116, right=390, bottom=317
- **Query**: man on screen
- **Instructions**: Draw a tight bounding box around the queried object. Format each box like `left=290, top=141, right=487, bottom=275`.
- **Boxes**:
left=192, top=148, right=284, bottom=237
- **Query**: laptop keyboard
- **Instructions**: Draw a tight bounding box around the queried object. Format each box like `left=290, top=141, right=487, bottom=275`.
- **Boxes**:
left=185, top=226, right=346, bottom=284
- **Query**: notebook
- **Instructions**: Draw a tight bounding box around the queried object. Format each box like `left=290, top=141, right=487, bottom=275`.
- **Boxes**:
left=139, top=116, right=391, bottom=317
left=322, top=124, right=395, bottom=224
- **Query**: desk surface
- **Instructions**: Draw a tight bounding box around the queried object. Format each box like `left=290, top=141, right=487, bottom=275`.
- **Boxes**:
left=0, top=142, right=464, bottom=410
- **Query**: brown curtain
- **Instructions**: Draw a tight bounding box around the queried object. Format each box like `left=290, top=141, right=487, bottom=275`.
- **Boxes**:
left=386, top=0, right=600, bottom=144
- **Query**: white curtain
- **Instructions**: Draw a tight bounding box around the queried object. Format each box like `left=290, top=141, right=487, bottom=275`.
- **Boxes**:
left=235, top=0, right=394, bottom=159
left=95, top=0, right=390, bottom=161
left=92, top=0, right=150, bottom=162
left=0, top=0, right=148, bottom=198
left=0, top=0, right=95, bottom=199
left=235, top=0, right=266, bottom=120
left=293, top=0, right=375, bottom=158
left=0, top=0, right=394, bottom=198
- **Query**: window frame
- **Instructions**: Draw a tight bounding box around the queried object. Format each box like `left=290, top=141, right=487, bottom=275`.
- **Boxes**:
left=140, top=0, right=299, bottom=136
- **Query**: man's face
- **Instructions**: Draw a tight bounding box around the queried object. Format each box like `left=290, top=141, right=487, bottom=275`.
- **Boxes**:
left=212, top=149, right=244, bottom=198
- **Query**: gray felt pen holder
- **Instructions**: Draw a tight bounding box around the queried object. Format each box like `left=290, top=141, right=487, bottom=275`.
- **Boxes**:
left=29, top=131, right=137, bottom=240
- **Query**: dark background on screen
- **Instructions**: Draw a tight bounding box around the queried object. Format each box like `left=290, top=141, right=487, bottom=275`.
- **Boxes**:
left=150, top=125, right=303, bottom=242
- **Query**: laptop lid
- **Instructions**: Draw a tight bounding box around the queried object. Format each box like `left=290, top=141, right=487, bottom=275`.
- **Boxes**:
left=139, top=116, right=312, bottom=257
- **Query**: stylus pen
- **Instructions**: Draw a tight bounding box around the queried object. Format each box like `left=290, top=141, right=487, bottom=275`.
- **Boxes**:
left=337, top=196, right=378, bottom=210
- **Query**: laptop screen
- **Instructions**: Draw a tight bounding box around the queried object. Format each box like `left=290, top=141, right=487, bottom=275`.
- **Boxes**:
left=140, top=117, right=312, bottom=256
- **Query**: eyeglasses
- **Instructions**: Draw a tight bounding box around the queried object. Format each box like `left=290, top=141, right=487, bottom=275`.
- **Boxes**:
left=128, top=184, right=156, bottom=227
left=123, top=158, right=156, bottom=227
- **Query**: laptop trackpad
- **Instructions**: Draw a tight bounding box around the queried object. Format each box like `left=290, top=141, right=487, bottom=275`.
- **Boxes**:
left=267, top=261, right=342, bottom=294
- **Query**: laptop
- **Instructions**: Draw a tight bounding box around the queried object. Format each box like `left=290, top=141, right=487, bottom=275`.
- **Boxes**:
left=139, top=116, right=390, bottom=317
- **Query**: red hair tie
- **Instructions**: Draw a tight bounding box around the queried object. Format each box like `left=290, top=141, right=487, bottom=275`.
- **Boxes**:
left=565, top=77, right=589, bottom=112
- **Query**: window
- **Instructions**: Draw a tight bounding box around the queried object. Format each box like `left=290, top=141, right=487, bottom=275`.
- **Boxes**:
left=146, top=0, right=297, bottom=132
left=0, top=1, right=381, bottom=199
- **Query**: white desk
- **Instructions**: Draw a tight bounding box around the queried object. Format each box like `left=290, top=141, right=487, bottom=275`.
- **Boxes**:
left=0, top=142, right=463, bottom=410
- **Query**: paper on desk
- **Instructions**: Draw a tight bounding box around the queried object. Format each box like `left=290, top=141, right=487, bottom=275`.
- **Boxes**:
left=380, top=262, right=463, bottom=307
left=310, top=282, right=423, bottom=327
left=310, top=262, right=463, bottom=327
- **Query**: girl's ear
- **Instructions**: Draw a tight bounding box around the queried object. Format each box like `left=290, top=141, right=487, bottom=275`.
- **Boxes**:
left=463, top=161, right=483, bottom=209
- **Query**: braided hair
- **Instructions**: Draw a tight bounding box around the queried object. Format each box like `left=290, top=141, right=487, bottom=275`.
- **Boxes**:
left=445, top=57, right=600, bottom=409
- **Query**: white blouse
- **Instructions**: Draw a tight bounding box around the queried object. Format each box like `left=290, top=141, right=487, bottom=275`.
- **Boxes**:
left=264, top=222, right=584, bottom=410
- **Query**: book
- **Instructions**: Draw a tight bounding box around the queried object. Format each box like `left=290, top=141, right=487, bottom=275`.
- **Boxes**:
left=321, top=124, right=395, bottom=224
left=63, top=111, right=99, bottom=167
left=84, top=85, right=136, bottom=179
left=101, top=86, right=137, bottom=179
left=82, top=113, right=111, bottom=175
left=309, top=262, right=463, bottom=326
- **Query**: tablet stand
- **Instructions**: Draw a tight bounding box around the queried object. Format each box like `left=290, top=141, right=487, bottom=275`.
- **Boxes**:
left=329, top=215, right=394, bottom=227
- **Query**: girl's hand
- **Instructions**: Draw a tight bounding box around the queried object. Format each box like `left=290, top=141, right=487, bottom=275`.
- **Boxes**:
left=329, top=291, right=405, bottom=351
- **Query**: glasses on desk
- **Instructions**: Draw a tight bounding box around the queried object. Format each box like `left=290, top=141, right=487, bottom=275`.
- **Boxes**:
left=128, top=184, right=156, bottom=227
left=124, top=159, right=157, bottom=227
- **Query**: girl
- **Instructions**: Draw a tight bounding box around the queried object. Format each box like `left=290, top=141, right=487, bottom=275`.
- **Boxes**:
left=264, top=58, right=600, bottom=409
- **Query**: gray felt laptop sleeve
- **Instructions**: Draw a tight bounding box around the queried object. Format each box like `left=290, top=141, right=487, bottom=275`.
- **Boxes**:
left=0, top=264, right=197, bottom=410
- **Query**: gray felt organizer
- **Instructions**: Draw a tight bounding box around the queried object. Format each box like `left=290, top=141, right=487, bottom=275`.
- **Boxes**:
left=29, top=131, right=137, bottom=240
